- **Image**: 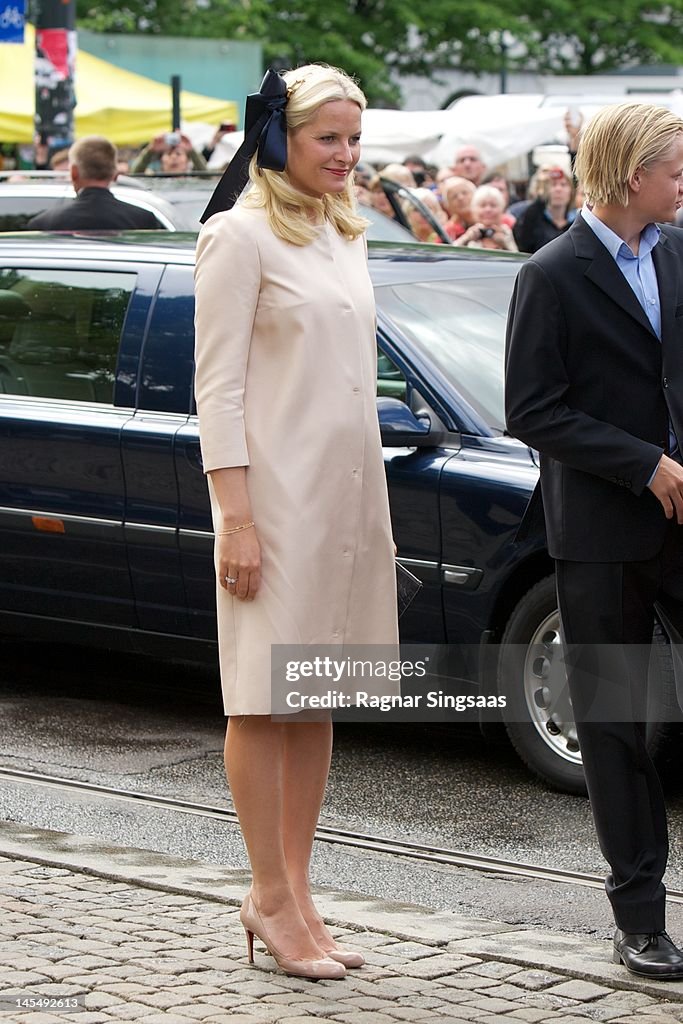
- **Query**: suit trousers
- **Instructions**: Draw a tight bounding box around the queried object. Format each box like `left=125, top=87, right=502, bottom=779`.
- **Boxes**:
left=556, top=520, right=683, bottom=933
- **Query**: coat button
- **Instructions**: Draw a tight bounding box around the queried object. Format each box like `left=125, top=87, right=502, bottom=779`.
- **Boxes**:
left=664, top=377, right=669, bottom=388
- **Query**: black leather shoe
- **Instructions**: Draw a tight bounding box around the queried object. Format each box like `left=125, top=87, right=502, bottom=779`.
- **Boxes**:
left=613, top=929, right=683, bottom=978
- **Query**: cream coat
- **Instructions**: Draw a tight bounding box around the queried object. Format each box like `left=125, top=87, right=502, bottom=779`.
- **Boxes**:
left=194, top=203, right=398, bottom=715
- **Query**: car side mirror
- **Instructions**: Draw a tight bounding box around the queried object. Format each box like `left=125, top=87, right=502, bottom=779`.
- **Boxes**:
left=377, top=396, right=432, bottom=446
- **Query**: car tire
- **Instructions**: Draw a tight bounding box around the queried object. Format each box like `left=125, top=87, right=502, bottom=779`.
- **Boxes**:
left=497, top=576, right=677, bottom=795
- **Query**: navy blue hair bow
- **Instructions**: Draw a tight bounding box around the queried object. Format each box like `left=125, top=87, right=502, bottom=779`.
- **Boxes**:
left=200, top=69, right=288, bottom=223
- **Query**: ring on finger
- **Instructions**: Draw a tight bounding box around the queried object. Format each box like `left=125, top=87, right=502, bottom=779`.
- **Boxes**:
left=226, top=575, right=238, bottom=585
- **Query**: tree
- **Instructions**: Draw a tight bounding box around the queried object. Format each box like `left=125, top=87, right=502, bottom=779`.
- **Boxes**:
left=401, top=0, right=683, bottom=77
left=511, top=0, right=683, bottom=74
left=75, top=0, right=683, bottom=104
left=76, top=0, right=448, bottom=104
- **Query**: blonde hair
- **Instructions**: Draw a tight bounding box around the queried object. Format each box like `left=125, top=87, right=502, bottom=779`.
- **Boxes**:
left=471, top=184, right=504, bottom=211
left=443, top=175, right=475, bottom=197
left=575, top=102, right=683, bottom=207
left=69, top=135, right=117, bottom=181
left=379, top=163, right=416, bottom=188
left=243, top=64, right=369, bottom=245
left=405, top=187, right=446, bottom=223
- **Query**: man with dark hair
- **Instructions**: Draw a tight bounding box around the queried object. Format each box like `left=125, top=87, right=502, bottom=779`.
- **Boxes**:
left=404, top=154, right=430, bottom=186
left=28, top=135, right=161, bottom=230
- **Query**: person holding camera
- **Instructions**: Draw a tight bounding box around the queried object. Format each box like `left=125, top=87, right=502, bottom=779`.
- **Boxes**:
left=454, top=184, right=518, bottom=251
left=130, top=131, right=208, bottom=174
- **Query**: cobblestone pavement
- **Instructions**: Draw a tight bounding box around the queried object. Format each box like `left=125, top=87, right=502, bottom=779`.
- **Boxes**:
left=1, top=822, right=683, bottom=1023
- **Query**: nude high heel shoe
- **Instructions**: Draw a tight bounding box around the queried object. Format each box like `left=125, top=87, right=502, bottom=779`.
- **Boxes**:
left=325, top=947, right=365, bottom=969
left=240, top=893, right=346, bottom=980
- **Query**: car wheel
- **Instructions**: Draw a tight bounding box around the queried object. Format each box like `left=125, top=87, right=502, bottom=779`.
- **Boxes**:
left=497, top=576, right=678, bottom=795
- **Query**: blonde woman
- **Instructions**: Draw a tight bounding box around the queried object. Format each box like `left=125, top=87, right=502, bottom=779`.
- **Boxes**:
left=194, top=66, right=398, bottom=979
left=455, top=184, right=518, bottom=251
left=442, top=175, right=476, bottom=240
left=403, top=187, right=448, bottom=242
left=512, top=166, right=576, bottom=254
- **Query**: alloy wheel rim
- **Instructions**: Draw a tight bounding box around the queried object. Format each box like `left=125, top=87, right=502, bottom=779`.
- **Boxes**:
left=523, top=610, right=582, bottom=766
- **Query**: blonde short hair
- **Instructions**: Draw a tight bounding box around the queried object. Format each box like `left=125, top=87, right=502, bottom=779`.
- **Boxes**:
left=379, top=163, right=416, bottom=188
left=575, top=103, right=683, bottom=207
left=69, top=136, right=117, bottom=181
left=243, top=64, right=369, bottom=245
left=471, top=184, right=504, bottom=211
left=443, top=176, right=475, bottom=200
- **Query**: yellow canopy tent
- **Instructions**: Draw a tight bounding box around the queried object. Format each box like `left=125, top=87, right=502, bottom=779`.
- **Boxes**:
left=0, top=24, right=238, bottom=144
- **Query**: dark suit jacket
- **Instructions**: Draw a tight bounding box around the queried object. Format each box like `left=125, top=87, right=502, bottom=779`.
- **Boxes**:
left=27, top=187, right=161, bottom=230
left=505, top=213, right=683, bottom=562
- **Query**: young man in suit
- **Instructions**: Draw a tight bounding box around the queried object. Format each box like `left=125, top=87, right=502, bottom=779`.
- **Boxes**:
left=506, top=103, right=683, bottom=979
left=28, top=136, right=161, bottom=231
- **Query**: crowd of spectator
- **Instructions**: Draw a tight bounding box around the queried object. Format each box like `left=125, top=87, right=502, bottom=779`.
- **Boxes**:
left=342, top=115, right=594, bottom=254
left=7, top=108, right=669, bottom=255
left=352, top=137, right=587, bottom=254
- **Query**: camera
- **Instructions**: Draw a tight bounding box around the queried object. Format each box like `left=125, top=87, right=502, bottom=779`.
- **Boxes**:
left=481, top=227, right=495, bottom=239
left=164, top=131, right=181, bottom=147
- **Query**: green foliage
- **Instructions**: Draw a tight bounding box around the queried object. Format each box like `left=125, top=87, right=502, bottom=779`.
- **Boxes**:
left=75, top=0, right=683, bottom=103
left=516, top=0, right=683, bottom=74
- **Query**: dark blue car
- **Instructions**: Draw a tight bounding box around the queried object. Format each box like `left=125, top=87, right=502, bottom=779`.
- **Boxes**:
left=0, top=232, right=673, bottom=794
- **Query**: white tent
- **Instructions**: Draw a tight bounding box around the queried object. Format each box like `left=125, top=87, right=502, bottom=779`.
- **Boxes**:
left=427, top=94, right=564, bottom=170
left=359, top=92, right=683, bottom=171
left=188, top=90, right=683, bottom=176
left=353, top=96, right=564, bottom=168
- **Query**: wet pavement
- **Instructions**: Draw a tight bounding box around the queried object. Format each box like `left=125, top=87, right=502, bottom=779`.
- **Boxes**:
left=3, top=641, right=683, bottom=938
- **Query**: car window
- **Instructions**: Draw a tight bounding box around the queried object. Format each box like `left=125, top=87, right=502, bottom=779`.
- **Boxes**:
left=159, top=198, right=206, bottom=232
left=362, top=205, right=415, bottom=243
left=0, top=268, right=135, bottom=403
left=139, top=264, right=195, bottom=413
left=377, top=348, right=407, bottom=402
left=0, top=196, right=64, bottom=231
left=375, top=273, right=517, bottom=430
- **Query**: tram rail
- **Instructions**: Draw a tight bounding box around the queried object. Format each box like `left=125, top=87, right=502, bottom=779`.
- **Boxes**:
left=2, top=765, right=683, bottom=902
